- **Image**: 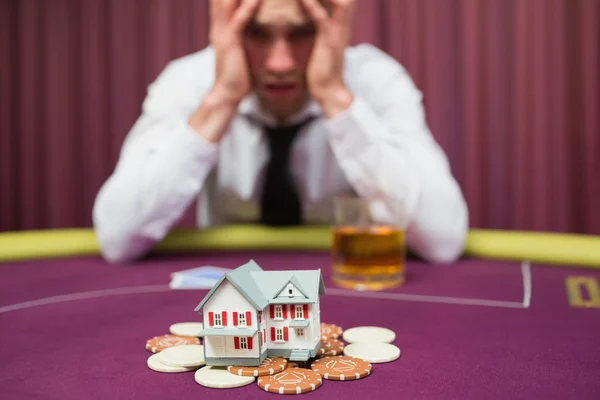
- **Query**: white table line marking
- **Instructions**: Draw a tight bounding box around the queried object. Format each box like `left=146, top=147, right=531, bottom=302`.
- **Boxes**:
left=326, top=261, right=533, bottom=310
left=0, top=262, right=533, bottom=314
left=0, top=285, right=170, bottom=314
left=325, top=288, right=526, bottom=309
left=521, top=260, right=532, bottom=308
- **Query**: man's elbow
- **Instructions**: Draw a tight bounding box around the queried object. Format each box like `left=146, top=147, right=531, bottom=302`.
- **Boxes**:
left=93, top=223, right=143, bottom=264
left=423, top=234, right=467, bottom=264
left=408, top=205, right=469, bottom=264
left=92, top=206, right=150, bottom=264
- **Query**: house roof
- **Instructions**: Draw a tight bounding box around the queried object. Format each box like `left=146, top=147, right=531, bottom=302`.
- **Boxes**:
left=201, top=327, right=258, bottom=337
left=194, top=259, right=326, bottom=314
left=194, top=259, right=267, bottom=312
left=250, top=270, right=325, bottom=304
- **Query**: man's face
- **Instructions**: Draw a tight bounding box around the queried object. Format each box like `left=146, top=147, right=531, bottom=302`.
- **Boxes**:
left=243, top=0, right=317, bottom=121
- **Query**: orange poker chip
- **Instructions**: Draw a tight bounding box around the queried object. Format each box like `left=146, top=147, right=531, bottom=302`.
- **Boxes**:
left=258, top=367, right=323, bottom=394
left=317, top=338, right=345, bottom=357
left=285, top=362, right=299, bottom=369
left=145, top=334, right=201, bottom=353
left=310, top=356, right=372, bottom=381
left=227, top=357, right=287, bottom=377
left=320, top=323, right=343, bottom=339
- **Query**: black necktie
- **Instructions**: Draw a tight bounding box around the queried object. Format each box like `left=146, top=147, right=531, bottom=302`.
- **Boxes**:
left=260, top=117, right=315, bottom=226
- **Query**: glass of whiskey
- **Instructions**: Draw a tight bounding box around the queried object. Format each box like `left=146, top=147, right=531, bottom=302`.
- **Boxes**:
left=331, top=196, right=407, bottom=291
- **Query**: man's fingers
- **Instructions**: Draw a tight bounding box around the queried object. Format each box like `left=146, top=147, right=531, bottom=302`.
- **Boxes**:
left=301, top=0, right=330, bottom=29
left=231, top=0, right=261, bottom=33
left=211, top=0, right=237, bottom=24
left=329, top=0, right=355, bottom=25
left=210, top=0, right=224, bottom=25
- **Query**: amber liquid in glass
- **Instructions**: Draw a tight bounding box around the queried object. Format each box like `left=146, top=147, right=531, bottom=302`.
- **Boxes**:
left=332, top=225, right=405, bottom=291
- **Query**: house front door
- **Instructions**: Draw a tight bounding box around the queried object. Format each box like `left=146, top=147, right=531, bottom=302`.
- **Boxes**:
left=295, top=328, right=307, bottom=346
left=212, top=336, right=226, bottom=358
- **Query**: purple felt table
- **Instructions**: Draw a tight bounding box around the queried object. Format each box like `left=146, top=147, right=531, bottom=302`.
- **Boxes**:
left=1, top=251, right=599, bottom=399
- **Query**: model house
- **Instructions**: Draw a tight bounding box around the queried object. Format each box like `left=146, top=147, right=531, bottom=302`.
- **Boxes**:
left=195, top=259, right=325, bottom=366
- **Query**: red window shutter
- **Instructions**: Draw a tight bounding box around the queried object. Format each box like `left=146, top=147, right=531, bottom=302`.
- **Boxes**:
left=208, top=312, right=214, bottom=327
left=283, top=327, right=289, bottom=341
left=233, top=312, right=238, bottom=326
left=259, top=333, right=262, bottom=347
left=222, top=311, right=227, bottom=326
left=246, top=311, right=252, bottom=326
left=269, top=305, right=274, bottom=319
left=263, top=329, right=266, bottom=344
left=282, top=305, right=287, bottom=319
left=234, top=337, right=240, bottom=350
left=303, top=304, right=308, bottom=319
left=271, top=327, right=276, bottom=341
left=248, top=337, right=253, bottom=350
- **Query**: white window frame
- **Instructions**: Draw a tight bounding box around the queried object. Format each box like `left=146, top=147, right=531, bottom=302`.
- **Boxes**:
left=296, top=328, right=304, bottom=337
left=294, top=305, right=304, bottom=320
left=275, top=327, right=284, bottom=342
left=239, top=337, right=248, bottom=350
left=274, top=305, right=283, bottom=320
left=287, top=284, right=294, bottom=297
left=238, top=312, right=247, bottom=327
left=214, top=312, right=223, bottom=327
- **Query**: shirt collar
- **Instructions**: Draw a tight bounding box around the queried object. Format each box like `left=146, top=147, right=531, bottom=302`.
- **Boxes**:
left=238, top=92, right=323, bottom=127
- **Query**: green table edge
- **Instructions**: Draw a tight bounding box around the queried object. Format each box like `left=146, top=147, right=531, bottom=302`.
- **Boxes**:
left=0, top=225, right=599, bottom=268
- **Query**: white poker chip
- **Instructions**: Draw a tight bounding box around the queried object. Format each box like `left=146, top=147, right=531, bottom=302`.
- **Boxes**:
left=157, top=344, right=206, bottom=368
left=342, top=326, right=396, bottom=344
left=195, top=366, right=256, bottom=388
left=169, top=322, right=204, bottom=337
left=147, top=353, right=198, bottom=373
left=343, top=342, right=401, bottom=363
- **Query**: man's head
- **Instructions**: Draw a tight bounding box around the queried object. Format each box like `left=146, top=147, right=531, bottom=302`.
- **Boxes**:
left=242, top=0, right=319, bottom=121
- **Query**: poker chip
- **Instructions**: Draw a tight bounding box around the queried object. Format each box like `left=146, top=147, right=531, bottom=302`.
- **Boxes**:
left=258, top=367, right=323, bottom=394
left=227, top=357, right=287, bottom=377
left=317, top=338, right=345, bottom=357
left=320, top=323, right=343, bottom=339
left=146, top=353, right=198, bottom=373
left=195, top=366, right=255, bottom=389
left=310, top=356, right=372, bottom=381
left=342, top=326, right=396, bottom=344
left=343, top=342, right=401, bottom=363
left=169, top=322, right=204, bottom=337
left=157, top=344, right=206, bottom=368
left=145, top=334, right=201, bottom=353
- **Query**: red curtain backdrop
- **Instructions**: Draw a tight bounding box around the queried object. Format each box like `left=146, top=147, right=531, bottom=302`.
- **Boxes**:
left=1, top=0, right=599, bottom=234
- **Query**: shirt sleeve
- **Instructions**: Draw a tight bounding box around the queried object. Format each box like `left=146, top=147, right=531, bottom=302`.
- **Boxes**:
left=92, top=62, right=219, bottom=263
left=323, top=63, right=469, bottom=263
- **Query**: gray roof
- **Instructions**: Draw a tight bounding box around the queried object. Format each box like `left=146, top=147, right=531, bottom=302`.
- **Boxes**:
left=194, top=260, right=267, bottom=312
left=194, top=260, right=325, bottom=314
left=289, top=320, right=311, bottom=327
left=200, top=327, right=258, bottom=337
left=250, top=270, right=325, bottom=304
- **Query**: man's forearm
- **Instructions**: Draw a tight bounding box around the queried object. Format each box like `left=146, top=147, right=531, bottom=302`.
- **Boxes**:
left=324, top=97, right=469, bottom=263
left=188, top=86, right=240, bottom=143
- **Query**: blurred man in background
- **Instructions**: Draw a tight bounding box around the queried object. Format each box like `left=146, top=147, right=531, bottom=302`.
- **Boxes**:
left=93, top=0, right=468, bottom=263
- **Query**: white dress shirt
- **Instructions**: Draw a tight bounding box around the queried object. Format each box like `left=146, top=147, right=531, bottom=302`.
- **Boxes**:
left=92, top=44, right=469, bottom=264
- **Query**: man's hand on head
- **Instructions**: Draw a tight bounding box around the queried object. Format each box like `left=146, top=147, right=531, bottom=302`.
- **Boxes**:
left=302, top=0, right=355, bottom=118
left=209, top=0, right=262, bottom=106
left=188, top=0, right=261, bottom=143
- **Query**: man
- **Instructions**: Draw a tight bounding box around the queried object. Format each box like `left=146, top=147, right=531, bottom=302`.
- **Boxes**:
left=92, top=0, right=469, bottom=264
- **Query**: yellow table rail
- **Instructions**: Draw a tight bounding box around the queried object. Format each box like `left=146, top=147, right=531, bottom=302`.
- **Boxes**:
left=0, top=226, right=599, bottom=268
